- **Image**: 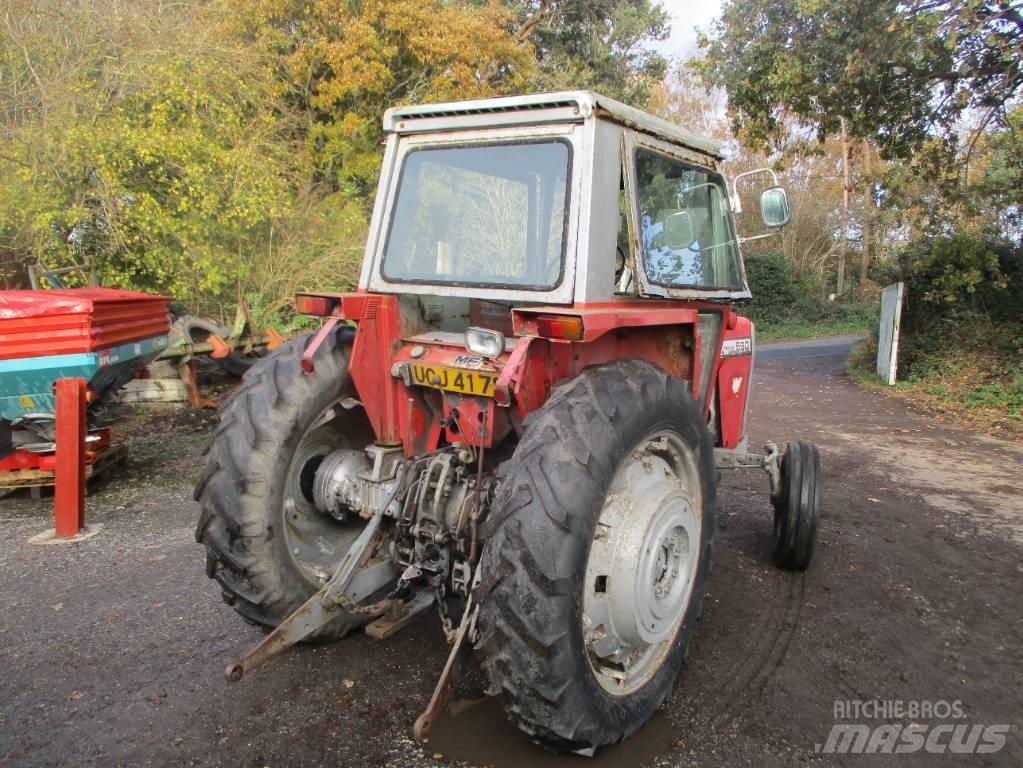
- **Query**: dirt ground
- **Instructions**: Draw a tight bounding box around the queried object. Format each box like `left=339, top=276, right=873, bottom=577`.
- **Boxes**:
left=1, top=342, right=1021, bottom=767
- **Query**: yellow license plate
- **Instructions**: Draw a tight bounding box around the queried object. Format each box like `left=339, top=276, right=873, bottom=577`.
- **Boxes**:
left=410, top=363, right=496, bottom=397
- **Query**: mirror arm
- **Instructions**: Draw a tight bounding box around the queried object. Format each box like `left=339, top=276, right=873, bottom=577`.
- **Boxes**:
left=730, top=168, right=781, bottom=213
left=738, top=230, right=783, bottom=245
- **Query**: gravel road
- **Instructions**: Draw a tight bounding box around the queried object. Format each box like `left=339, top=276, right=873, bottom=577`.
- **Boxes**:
left=1, top=340, right=1020, bottom=767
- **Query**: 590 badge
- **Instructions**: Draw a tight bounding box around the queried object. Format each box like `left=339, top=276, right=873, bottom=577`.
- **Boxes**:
left=721, top=337, right=752, bottom=357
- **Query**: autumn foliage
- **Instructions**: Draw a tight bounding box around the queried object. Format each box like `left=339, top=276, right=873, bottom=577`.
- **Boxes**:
left=0, top=0, right=667, bottom=317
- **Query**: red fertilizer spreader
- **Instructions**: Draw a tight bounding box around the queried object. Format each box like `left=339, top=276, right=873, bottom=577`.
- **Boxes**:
left=0, top=288, right=171, bottom=491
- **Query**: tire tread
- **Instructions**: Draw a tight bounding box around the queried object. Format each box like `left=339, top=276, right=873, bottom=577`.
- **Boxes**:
left=476, top=360, right=716, bottom=751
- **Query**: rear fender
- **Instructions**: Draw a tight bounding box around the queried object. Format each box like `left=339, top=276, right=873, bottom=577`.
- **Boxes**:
left=502, top=324, right=697, bottom=433
left=345, top=293, right=406, bottom=446
left=715, top=316, right=754, bottom=449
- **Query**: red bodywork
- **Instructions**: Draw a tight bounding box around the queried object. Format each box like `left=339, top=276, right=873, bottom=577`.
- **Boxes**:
left=716, top=315, right=754, bottom=449
left=0, top=425, right=112, bottom=474
left=299, top=291, right=754, bottom=455
left=0, top=288, right=171, bottom=360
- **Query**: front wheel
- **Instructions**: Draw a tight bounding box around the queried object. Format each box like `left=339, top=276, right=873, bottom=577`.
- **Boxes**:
left=476, top=360, right=716, bottom=752
left=772, top=441, right=821, bottom=571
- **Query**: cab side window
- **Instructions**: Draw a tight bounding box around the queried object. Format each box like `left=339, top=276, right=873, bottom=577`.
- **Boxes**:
left=615, top=171, right=635, bottom=293
left=634, top=148, right=743, bottom=290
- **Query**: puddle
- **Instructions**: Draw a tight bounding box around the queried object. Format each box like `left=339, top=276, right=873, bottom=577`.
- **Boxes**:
left=427, top=697, right=676, bottom=767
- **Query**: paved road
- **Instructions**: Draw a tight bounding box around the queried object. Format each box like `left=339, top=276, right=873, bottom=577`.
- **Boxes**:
left=757, top=333, right=865, bottom=360
left=1, top=338, right=1020, bottom=767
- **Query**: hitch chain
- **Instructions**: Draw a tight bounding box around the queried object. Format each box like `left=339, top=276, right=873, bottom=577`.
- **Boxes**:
left=324, top=591, right=396, bottom=616
left=436, top=581, right=456, bottom=643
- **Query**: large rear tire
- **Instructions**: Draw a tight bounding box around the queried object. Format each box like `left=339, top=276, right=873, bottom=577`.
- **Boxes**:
left=214, top=351, right=263, bottom=378
left=476, top=360, right=716, bottom=752
left=194, top=328, right=378, bottom=638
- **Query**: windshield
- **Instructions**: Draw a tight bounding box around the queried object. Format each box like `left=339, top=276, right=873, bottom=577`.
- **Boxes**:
left=382, top=140, right=570, bottom=289
left=635, top=148, right=744, bottom=291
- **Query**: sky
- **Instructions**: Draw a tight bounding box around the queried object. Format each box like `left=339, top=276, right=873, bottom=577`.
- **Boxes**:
left=653, top=0, right=724, bottom=59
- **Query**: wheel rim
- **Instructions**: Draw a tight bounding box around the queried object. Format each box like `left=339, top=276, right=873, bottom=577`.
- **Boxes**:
left=282, top=402, right=371, bottom=587
left=582, top=429, right=702, bottom=695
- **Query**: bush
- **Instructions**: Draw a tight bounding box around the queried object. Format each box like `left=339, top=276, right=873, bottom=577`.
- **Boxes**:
left=743, top=252, right=876, bottom=332
left=743, top=252, right=803, bottom=325
left=851, top=233, right=1023, bottom=425
left=891, top=234, right=1022, bottom=380
left=897, top=233, right=1023, bottom=335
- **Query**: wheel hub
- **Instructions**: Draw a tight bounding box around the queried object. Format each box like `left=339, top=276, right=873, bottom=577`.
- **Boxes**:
left=283, top=405, right=370, bottom=586
left=582, top=431, right=701, bottom=694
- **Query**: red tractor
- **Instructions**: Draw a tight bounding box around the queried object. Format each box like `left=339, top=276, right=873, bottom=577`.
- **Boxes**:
left=195, top=91, right=821, bottom=754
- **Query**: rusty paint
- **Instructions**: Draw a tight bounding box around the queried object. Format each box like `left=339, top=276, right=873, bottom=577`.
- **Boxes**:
left=177, top=361, right=217, bottom=409
left=206, top=333, right=232, bottom=360
left=264, top=327, right=286, bottom=351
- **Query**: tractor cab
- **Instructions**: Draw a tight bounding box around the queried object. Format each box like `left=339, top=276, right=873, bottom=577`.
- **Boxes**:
left=365, top=90, right=758, bottom=304
left=297, top=91, right=788, bottom=456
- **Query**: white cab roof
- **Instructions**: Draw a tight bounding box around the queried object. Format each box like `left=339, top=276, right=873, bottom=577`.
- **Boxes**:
left=383, top=90, right=723, bottom=159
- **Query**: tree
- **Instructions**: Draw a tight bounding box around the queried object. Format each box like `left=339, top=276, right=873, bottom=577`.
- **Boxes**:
left=242, top=0, right=535, bottom=197
left=510, top=0, right=671, bottom=105
left=0, top=0, right=293, bottom=302
left=698, top=0, right=1023, bottom=159
left=0, top=0, right=679, bottom=313
left=648, top=61, right=731, bottom=142
left=651, top=65, right=855, bottom=288
left=971, top=106, right=1023, bottom=240
left=0, top=0, right=535, bottom=309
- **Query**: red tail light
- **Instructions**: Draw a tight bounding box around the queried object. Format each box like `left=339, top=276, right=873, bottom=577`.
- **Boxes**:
left=536, top=315, right=584, bottom=341
left=295, top=294, right=339, bottom=316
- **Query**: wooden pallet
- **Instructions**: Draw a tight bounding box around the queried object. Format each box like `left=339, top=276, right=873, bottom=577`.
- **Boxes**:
left=0, top=441, right=128, bottom=496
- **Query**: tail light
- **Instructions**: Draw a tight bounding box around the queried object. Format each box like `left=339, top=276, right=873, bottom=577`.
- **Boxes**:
left=295, top=293, right=339, bottom=316
left=536, top=315, right=584, bottom=341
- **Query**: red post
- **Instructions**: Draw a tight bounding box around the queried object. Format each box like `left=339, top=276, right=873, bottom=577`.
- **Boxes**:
left=54, top=378, right=87, bottom=537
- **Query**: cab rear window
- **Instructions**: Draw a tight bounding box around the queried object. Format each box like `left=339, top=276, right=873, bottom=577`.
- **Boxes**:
left=383, top=140, right=571, bottom=290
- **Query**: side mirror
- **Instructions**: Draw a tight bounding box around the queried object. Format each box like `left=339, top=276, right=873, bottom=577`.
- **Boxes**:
left=663, top=210, right=695, bottom=249
left=760, top=187, right=791, bottom=228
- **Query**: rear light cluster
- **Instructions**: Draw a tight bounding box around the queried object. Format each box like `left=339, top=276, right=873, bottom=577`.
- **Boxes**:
left=536, top=315, right=584, bottom=341
left=295, top=294, right=339, bottom=316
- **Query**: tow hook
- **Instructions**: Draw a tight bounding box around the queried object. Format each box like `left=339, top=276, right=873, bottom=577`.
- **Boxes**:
left=224, top=505, right=386, bottom=681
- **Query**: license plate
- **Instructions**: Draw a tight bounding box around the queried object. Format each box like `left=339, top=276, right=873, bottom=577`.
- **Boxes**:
left=409, top=363, right=496, bottom=397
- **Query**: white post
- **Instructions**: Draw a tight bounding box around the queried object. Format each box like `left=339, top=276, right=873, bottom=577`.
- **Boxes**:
left=876, top=282, right=904, bottom=385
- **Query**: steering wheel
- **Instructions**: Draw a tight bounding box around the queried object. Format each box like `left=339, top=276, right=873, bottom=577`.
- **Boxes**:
left=615, top=246, right=634, bottom=293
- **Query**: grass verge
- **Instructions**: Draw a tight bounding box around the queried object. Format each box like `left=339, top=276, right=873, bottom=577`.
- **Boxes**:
left=756, top=317, right=875, bottom=342
left=847, top=335, right=1023, bottom=440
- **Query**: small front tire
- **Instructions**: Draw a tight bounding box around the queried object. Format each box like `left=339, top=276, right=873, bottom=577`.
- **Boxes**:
left=772, top=441, right=821, bottom=571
